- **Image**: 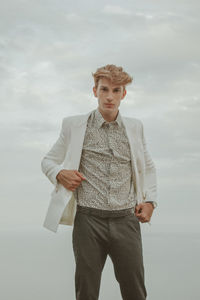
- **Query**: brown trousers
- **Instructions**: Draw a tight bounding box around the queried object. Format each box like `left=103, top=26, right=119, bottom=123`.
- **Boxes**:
left=72, top=205, right=147, bottom=300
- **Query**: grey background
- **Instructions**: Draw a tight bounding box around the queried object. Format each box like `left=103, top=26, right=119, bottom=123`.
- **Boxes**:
left=0, top=0, right=199, bottom=299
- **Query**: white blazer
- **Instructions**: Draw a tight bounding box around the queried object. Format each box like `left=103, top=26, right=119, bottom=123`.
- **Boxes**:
left=41, top=108, right=157, bottom=233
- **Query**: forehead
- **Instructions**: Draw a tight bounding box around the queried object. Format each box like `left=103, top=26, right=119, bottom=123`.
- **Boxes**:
left=98, top=78, right=122, bottom=89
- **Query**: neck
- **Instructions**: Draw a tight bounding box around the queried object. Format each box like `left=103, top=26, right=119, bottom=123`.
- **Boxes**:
left=98, top=107, right=119, bottom=122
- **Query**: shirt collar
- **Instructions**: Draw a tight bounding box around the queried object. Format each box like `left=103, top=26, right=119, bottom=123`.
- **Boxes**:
left=94, top=107, right=123, bottom=129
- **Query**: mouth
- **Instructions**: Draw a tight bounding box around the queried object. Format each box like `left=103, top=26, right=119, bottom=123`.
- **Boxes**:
left=105, top=103, right=114, bottom=107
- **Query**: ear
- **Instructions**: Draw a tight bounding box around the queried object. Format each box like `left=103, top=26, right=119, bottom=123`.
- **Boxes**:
left=121, top=88, right=127, bottom=99
left=93, top=86, right=97, bottom=97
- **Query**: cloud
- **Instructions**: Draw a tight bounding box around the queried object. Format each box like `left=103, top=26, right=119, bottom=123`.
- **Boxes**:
left=103, top=5, right=132, bottom=15
left=0, top=0, right=199, bottom=228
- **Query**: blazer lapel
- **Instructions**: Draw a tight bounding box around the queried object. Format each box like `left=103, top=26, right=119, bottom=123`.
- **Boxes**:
left=121, top=117, right=139, bottom=195
left=68, top=109, right=95, bottom=170
left=121, top=117, right=137, bottom=163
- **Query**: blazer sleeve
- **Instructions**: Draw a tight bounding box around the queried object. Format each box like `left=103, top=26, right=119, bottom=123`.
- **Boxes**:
left=140, top=120, right=157, bottom=204
left=41, top=118, right=69, bottom=186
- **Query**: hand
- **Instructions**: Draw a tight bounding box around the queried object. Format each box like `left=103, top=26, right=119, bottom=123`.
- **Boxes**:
left=134, top=202, right=154, bottom=223
left=56, top=169, right=86, bottom=191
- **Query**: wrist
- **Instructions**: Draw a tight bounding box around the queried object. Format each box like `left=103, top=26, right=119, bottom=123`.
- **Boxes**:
left=56, top=170, right=63, bottom=182
left=145, top=201, right=157, bottom=209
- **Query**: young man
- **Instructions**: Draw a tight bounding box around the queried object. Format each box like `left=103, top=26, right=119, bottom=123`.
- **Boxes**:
left=41, top=64, right=157, bottom=300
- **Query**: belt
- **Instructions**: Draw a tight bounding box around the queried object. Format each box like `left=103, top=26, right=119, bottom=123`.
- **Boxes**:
left=76, top=204, right=135, bottom=218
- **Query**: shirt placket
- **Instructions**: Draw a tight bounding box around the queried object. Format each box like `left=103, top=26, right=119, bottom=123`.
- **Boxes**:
left=105, top=123, right=116, bottom=208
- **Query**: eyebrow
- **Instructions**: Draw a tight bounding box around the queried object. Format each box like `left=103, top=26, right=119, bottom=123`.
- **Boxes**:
left=100, top=86, right=121, bottom=89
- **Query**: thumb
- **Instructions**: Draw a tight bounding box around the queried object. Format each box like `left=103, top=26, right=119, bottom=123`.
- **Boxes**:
left=135, top=203, right=142, bottom=214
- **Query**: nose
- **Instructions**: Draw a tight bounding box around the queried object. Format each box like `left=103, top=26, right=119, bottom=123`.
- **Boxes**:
left=106, top=91, right=114, bottom=101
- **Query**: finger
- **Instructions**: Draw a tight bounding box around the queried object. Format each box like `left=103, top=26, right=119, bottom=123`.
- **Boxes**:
left=141, top=214, right=147, bottom=221
left=139, top=217, right=146, bottom=223
left=73, top=181, right=81, bottom=187
left=137, top=213, right=145, bottom=222
left=135, top=206, right=140, bottom=214
left=71, top=181, right=81, bottom=189
left=138, top=218, right=144, bottom=223
left=70, top=185, right=76, bottom=191
left=79, top=172, right=86, bottom=179
left=75, top=171, right=86, bottom=180
left=135, top=204, right=142, bottom=213
left=135, top=210, right=142, bottom=216
left=72, top=178, right=82, bottom=184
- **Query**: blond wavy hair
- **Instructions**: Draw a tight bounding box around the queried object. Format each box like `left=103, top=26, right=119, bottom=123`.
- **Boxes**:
left=92, top=64, right=133, bottom=90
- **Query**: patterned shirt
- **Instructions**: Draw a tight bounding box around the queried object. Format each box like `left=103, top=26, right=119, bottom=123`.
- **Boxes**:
left=73, top=107, right=137, bottom=210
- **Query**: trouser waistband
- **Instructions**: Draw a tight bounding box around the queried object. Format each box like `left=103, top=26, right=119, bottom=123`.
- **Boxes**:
left=76, top=204, right=135, bottom=218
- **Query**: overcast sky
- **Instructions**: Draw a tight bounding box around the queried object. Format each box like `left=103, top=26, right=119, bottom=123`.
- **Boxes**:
left=0, top=0, right=199, bottom=232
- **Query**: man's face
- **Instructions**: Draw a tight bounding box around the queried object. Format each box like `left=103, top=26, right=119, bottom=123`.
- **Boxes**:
left=93, top=78, right=126, bottom=115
